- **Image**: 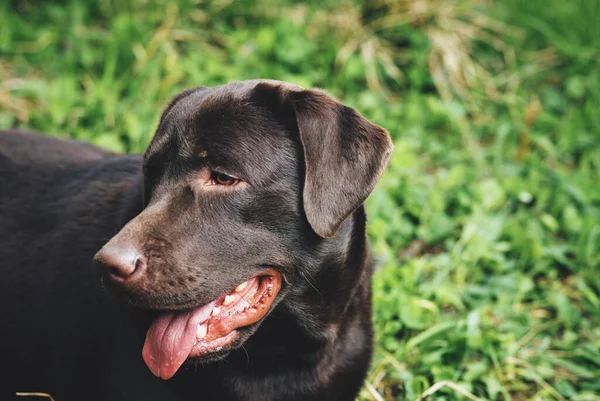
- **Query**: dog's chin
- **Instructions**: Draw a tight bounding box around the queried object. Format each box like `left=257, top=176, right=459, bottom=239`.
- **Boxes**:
left=101, top=269, right=282, bottom=380
left=182, top=324, right=258, bottom=364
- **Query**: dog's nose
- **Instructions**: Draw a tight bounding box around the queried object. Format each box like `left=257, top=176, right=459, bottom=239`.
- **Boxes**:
left=94, top=245, right=147, bottom=281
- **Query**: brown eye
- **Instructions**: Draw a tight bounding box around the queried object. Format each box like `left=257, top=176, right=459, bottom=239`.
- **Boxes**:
left=210, top=171, right=239, bottom=186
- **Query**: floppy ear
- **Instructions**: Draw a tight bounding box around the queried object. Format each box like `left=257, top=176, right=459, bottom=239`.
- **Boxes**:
left=290, top=89, right=393, bottom=238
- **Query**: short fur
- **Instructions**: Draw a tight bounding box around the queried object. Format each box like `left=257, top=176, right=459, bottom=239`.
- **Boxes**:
left=0, top=80, right=392, bottom=401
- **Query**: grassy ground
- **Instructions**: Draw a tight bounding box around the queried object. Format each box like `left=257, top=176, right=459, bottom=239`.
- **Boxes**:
left=2, top=0, right=599, bottom=400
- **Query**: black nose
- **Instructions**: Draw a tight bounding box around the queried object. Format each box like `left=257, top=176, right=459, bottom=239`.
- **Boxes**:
left=94, top=245, right=147, bottom=282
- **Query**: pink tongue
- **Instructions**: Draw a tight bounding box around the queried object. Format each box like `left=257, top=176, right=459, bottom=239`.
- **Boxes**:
left=142, top=302, right=214, bottom=380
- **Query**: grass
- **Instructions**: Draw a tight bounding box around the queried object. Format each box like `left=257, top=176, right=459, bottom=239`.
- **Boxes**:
left=2, top=0, right=599, bottom=400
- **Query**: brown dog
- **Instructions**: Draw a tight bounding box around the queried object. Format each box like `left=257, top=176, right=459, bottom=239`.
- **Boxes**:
left=0, top=80, right=392, bottom=401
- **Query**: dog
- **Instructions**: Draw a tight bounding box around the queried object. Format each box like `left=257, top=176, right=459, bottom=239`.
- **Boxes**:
left=0, top=79, right=392, bottom=401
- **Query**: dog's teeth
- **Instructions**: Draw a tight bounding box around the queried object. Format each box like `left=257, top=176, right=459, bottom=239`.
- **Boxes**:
left=212, top=306, right=221, bottom=315
left=235, top=281, right=248, bottom=292
left=223, top=294, right=235, bottom=306
left=196, top=323, right=207, bottom=340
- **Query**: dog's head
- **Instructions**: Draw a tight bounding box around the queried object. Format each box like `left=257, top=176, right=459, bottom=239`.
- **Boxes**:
left=93, top=80, right=392, bottom=380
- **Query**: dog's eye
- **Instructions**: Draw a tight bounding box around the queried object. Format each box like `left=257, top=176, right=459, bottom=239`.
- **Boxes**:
left=210, top=171, right=239, bottom=186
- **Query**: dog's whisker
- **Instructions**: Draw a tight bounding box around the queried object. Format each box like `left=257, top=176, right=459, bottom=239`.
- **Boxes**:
left=299, top=270, right=322, bottom=296
left=240, top=344, right=250, bottom=367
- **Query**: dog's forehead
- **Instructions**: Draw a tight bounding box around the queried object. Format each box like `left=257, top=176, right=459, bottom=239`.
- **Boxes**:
left=171, top=80, right=302, bottom=118
left=152, top=80, right=301, bottom=183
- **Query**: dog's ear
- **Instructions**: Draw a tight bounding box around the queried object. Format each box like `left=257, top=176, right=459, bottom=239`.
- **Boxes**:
left=290, top=88, right=393, bottom=238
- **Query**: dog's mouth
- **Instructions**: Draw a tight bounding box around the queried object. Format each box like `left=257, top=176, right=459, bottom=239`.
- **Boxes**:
left=142, top=269, right=282, bottom=380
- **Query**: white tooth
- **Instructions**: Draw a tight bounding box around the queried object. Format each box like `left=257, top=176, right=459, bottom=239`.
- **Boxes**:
left=212, top=306, right=221, bottom=316
left=235, top=281, right=248, bottom=292
left=223, top=294, right=235, bottom=306
left=196, top=323, right=207, bottom=339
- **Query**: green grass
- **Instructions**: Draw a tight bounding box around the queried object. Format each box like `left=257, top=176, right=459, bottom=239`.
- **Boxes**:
left=2, top=0, right=599, bottom=400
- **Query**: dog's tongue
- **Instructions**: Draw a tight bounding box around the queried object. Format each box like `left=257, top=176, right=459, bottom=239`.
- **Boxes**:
left=142, top=302, right=214, bottom=380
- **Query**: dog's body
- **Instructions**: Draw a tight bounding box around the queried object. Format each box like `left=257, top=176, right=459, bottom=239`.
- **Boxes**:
left=0, top=80, right=391, bottom=401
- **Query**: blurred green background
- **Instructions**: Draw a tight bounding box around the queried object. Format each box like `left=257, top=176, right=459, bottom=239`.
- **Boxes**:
left=1, top=0, right=599, bottom=400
